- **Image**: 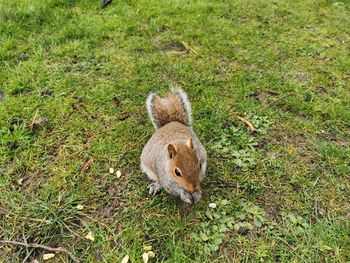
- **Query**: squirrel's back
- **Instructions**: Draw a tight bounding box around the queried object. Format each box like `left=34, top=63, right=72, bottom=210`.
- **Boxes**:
left=146, top=88, right=192, bottom=129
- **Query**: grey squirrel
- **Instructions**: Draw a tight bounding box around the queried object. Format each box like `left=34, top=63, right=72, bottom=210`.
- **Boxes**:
left=140, top=88, right=207, bottom=204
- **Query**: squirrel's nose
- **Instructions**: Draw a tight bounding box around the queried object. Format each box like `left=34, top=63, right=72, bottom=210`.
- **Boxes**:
left=189, top=185, right=199, bottom=194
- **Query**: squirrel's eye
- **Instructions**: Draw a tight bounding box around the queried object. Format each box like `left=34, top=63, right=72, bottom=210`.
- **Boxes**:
left=175, top=168, right=182, bottom=177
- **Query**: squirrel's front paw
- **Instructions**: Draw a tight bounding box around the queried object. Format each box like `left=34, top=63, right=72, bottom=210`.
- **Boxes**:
left=148, top=182, right=162, bottom=195
left=180, top=191, right=193, bottom=204
left=192, top=190, right=202, bottom=203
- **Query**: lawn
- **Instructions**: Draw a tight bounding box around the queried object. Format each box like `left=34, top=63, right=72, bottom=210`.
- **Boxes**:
left=0, top=0, right=349, bottom=262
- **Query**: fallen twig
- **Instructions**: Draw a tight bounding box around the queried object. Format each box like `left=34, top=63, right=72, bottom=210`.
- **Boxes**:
left=181, top=41, right=198, bottom=54
left=237, top=116, right=256, bottom=132
left=0, top=240, right=80, bottom=263
left=80, top=158, right=93, bottom=175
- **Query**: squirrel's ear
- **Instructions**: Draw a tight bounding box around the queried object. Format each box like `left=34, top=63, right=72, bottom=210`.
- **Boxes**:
left=167, top=144, right=177, bottom=159
left=186, top=137, right=193, bottom=149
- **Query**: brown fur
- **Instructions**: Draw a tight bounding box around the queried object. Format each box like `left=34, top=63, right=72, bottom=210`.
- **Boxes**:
left=167, top=142, right=200, bottom=193
left=149, top=90, right=191, bottom=129
left=142, top=88, right=207, bottom=203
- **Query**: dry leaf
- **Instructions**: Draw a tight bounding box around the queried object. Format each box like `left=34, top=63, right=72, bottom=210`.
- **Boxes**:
left=17, top=178, right=24, bottom=185
left=76, top=205, right=84, bottom=210
left=116, top=170, right=121, bottom=178
left=121, top=255, right=129, bottom=263
left=109, top=168, right=115, bottom=174
left=43, top=253, right=55, bottom=260
left=85, top=232, right=95, bottom=241
left=143, top=245, right=152, bottom=251
left=142, top=252, right=149, bottom=263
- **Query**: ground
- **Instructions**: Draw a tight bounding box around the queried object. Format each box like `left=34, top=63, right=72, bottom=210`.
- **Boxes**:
left=0, top=0, right=349, bottom=262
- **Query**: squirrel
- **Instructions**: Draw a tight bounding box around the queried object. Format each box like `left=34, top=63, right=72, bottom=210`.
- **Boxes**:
left=141, top=88, right=207, bottom=204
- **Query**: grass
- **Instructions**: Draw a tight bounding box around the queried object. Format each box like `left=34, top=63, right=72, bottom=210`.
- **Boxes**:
left=0, top=0, right=349, bottom=262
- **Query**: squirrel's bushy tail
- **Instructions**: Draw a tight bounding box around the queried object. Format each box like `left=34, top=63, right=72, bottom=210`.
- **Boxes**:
left=146, top=88, right=192, bottom=129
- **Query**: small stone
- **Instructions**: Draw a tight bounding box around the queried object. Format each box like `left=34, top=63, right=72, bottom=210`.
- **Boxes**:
left=76, top=205, right=84, bottom=210
left=208, top=203, right=217, bottom=209
left=116, top=170, right=121, bottom=178
left=109, top=168, right=115, bottom=174
left=43, top=253, right=55, bottom=260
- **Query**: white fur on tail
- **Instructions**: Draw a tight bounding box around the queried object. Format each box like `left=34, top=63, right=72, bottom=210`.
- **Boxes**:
left=146, top=88, right=192, bottom=129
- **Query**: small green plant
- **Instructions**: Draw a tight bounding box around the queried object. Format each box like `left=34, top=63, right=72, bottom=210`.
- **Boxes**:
left=192, top=200, right=235, bottom=254
left=212, top=115, right=273, bottom=169
left=234, top=204, right=268, bottom=230
left=232, top=149, right=256, bottom=168
left=249, top=115, right=274, bottom=135
left=285, top=213, right=309, bottom=234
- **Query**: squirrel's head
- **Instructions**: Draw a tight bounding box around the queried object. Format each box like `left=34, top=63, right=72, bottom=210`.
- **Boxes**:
left=167, top=137, right=201, bottom=194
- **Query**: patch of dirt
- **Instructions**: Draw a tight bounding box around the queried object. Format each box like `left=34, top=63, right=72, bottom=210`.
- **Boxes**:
left=318, top=129, right=349, bottom=147
left=264, top=203, right=281, bottom=220
left=71, top=97, right=84, bottom=109
left=290, top=182, right=303, bottom=192
left=335, top=140, right=349, bottom=147
left=268, top=124, right=308, bottom=147
left=157, top=24, right=170, bottom=33
left=10, top=86, right=32, bottom=95
left=0, top=204, right=9, bottom=219
left=28, top=116, right=48, bottom=132
left=275, top=101, right=309, bottom=120
left=92, top=167, right=135, bottom=220
left=218, top=238, right=240, bottom=261
left=155, top=40, right=197, bottom=55
left=71, top=97, right=98, bottom=120
left=266, top=125, right=318, bottom=168
left=118, top=114, right=130, bottom=121
left=19, top=53, right=29, bottom=61
left=256, top=139, right=269, bottom=149
left=94, top=249, right=104, bottom=261
left=296, top=72, right=308, bottom=83
left=133, top=48, right=145, bottom=55
left=40, top=88, right=53, bottom=97
left=15, top=172, right=46, bottom=195
left=249, top=90, right=279, bottom=106
left=237, top=227, right=250, bottom=236
left=162, top=41, right=188, bottom=52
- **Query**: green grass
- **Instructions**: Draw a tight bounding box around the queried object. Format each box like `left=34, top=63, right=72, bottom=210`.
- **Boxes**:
left=1, top=0, right=350, bottom=262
